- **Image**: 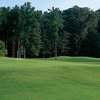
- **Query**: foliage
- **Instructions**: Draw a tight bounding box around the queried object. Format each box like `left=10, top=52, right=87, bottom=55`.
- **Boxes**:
left=0, top=2, right=100, bottom=58
left=63, top=6, right=99, bottom=56
left=0, top=40, right=7, bottom=56
left=80, top=30, right=100, bottom=57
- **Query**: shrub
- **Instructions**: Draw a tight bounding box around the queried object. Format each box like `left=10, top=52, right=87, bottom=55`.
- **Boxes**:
left=0, top=40, right=7, bottom=56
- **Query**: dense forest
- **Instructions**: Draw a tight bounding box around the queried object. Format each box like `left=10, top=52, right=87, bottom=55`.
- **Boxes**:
left=0, top=2, right=100, bottom=58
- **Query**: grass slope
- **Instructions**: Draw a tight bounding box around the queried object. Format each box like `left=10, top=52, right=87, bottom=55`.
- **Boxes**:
left=0, top=57, right=100, bottom=100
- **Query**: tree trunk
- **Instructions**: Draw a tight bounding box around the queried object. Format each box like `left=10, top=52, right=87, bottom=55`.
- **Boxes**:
left=24, top=47, right=26, bottom=58
left=55, top=41, right=57, bottom=60
left=42, top=51, right=44, bottom=58
left=5, top=41, right=7, bottom=50
left=12, top=41, right=15, bottom=58
left=60, top=45, right=63, bottom=56
left=17, top=45, right=19, bottom=58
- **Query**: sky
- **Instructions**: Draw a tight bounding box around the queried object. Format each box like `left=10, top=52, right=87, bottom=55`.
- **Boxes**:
left=0, top=0, right=100, bottom=11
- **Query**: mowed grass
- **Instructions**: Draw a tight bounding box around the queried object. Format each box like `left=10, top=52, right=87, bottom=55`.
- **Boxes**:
left=0, top=57, right=100, bottom=100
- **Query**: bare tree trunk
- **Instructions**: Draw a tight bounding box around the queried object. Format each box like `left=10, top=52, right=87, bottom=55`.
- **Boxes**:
left=17, top=45, right=19, bottom=58
left=55, top=41, right=57, bottom=60
left=24, top=47, right=26, bottom=58
left=12, top=41, right=15, bottom=58
left=5, top=41, right=7, bottom=50
left=42, top=52, right=44, bottom=58
left=60, top=46, right=63, bottom=56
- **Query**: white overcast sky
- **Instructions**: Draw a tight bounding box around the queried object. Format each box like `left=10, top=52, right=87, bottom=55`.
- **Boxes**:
left=0, top=0, right=100, bottom=11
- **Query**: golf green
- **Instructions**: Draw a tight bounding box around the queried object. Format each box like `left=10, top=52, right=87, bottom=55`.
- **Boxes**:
left=0, top=57, right=100, bottom=100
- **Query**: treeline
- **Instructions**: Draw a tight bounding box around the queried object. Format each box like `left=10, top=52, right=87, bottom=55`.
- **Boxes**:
left=0, top=2, right=100, bottom=58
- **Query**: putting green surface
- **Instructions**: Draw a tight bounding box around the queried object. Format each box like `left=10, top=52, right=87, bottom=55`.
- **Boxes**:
left=0, top=56, right=100, bottom=100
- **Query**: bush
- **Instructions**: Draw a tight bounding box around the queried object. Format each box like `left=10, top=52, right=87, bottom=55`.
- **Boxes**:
left=0, top=40, right=7, bottom=56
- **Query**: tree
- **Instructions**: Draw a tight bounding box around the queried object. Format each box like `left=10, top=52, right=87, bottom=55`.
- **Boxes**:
left=28, top=21, right=41, bottom=57
left=0, top=7, right=10, bottom=47
left=63, top=6, right=99, bottom=56
left=7, top=5, right=21, bottom=57
left=40, top=11, right=53, bottom=57
left=27, top=10, right=42, bottom=57
left=80, top=30, right=100, bottom=57
left=20, top=2, right=34, bottom=58
left=20, top=2, right=41, bottom=58
left=0, top=40, right=7, bottom=56
left=43, top=7, right=63, bottom=59
left=58, top=31, right=70, bottom=56
left=0, top=3, right=100, bottom=58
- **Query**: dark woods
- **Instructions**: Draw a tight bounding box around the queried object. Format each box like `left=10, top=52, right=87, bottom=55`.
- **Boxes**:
left=0, top=2, right=100, bottom=58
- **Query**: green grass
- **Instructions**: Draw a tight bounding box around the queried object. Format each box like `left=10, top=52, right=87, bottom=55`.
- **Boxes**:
left=0, top=56, right=100, bottom=100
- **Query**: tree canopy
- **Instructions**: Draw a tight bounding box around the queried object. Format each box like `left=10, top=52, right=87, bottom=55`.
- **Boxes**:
left=0, top=2, right=100, bottom=58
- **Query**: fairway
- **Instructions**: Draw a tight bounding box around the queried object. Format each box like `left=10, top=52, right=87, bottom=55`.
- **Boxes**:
left=0, top=57, right=100, bottom=100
